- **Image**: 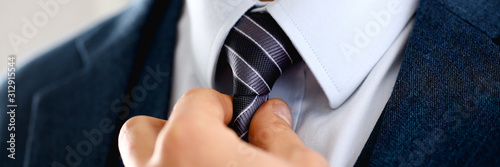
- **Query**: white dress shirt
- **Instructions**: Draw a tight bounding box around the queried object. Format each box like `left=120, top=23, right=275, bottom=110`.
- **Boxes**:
left=170, top=0, right=419, bottom=166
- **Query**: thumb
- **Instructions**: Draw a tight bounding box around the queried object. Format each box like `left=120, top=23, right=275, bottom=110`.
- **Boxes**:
left=248, top=99, right=328, bottom=167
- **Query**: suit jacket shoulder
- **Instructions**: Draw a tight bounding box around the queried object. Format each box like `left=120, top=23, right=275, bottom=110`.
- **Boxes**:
left=0, top=0, right=183, bottom=166
left=357, top=0, right=500, bottom=166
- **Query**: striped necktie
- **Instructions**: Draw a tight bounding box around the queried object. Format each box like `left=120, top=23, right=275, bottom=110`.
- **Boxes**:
left=221, top=11, right=300, bottom=140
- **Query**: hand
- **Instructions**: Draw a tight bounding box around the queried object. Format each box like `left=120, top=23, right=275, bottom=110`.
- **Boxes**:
left=118, top=88, right=328, bottom=167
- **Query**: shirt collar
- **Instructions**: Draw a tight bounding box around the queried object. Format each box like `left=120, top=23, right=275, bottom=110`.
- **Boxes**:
left=180, top=0, right=258, bottom=91
left=184, top=0, right=418, bottom=108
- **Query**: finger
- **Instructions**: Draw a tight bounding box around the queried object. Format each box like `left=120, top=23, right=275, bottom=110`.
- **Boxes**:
left=168, top=88, right=234, bottom=126
left=148, top=89, right=290, bottom=166
left=248, top=99, right=329, bottom=167
left=248, top=99, right=299, bottom=156
left=118, top=115, right=167, bottom=166
left=149, top=88, right=239, bottom=164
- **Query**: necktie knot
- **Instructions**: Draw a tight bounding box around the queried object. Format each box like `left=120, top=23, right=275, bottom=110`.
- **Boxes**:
left=222, top=11, right=300, bottom=140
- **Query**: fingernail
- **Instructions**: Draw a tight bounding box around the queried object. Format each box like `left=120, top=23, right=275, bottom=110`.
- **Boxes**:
left=273, top=101, right=292, bottom=127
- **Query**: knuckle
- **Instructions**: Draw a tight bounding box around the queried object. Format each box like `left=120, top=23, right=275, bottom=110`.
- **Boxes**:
left=184, top=88, right=217, bottom=97
left=166, top=120, right=192, bottom=141
left=122, top=115, right=149, bottom=131
left=184, top=88, right=203, bottom=96
left=181, top=89, right=223, bottom=108
left=165, top=118, right=203, bottom=147
left=162, top=123, right=189, bottom=153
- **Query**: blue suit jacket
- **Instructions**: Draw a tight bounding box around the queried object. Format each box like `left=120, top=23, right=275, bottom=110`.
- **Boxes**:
left=1, top=0, right=499, bottom=166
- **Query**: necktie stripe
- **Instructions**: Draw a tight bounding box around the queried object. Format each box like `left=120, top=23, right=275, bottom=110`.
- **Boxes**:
left=234, top=80, right=260, bottom=96
left=235, top=17, right=291, bottom=71
left=265, top=46, right=291, bottom=69
left=246, top=13, right=300, bottom=63
left=233, top=27, right=283, bottom=74
left=242, top=15, right=294, bottom=64
left=225, top=30, right=282, bottom=85
left=223, top=11, right=300, bottom=140
left=232, top=95, right=267, bottom=135
left=225, top=45, right=271, bottom=93
left=239, top=131, right=248, bottom=138
left=232, top=70, right=259, bottom=94
left=233, top=95, right=259, bottom=123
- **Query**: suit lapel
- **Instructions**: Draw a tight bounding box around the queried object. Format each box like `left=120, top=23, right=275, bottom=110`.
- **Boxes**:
left=356, top=0, right=500, bottom=166
left=24, top=0, right=183, bottom=166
